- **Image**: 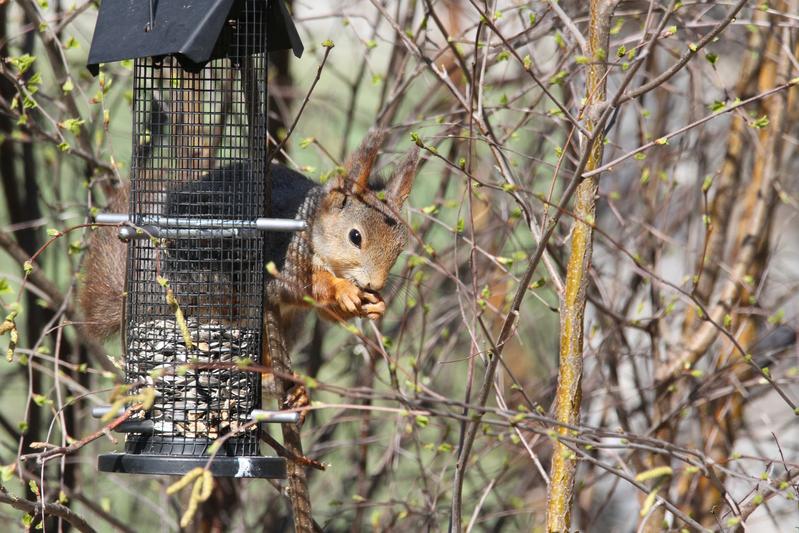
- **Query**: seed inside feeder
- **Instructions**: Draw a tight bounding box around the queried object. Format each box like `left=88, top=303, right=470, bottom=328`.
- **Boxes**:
left=128, top=317, right=258, bottom=439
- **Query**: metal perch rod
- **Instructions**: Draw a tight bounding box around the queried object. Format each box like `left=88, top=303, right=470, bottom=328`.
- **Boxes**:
left=96, top=213, right=306, bottom=231
left=95, top=213, right=307, bottom=240
left=92, top=406, right=300, bottom=425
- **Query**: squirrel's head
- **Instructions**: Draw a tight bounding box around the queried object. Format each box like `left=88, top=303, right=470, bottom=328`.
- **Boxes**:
left=312, top=130, right=418, bottom=292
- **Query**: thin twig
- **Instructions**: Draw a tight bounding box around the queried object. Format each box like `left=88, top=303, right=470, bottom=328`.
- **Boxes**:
left=0, top=485, right=97, bottom=533
left=267, top=45, right=334, bottom=164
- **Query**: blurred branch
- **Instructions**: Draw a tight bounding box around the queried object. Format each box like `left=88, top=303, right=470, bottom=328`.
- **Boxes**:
left=268, top=44, right=333, bottom=163
left=19, top=405, right=133, bottom=464
left=583, top=81, right=797, bottom=179
left=340, top=9, right=382, bottom=157
left=655, top=74, right=792, bottom=383
left=465, top=0, right=590, bottom=138
left=14, top=0, right=110, bottom=188
left=0, top=231, right=117, bottom=373
left=263, top=309, right=315, bottom=533
left=602, top=0, right=749, bottom=110
left=671, top=6, right=794, bottom=526
left=546, top=1, right=614, bottom=530
left=0, top=65, right=115, bottom=175
left=0, top=485, right=96, bottom=533
left=546, top=0, right=587, bottom=54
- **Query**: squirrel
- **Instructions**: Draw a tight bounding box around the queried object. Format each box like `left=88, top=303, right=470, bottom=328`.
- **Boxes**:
left=79, top=130, right=418, bottom=346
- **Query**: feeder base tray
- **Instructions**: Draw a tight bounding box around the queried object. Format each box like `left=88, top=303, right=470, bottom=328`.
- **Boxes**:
left=98, top=453, right=286, bottom=478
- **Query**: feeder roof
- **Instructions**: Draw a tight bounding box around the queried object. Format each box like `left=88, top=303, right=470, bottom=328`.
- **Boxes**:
left=86, top=0, right=303, bottom=75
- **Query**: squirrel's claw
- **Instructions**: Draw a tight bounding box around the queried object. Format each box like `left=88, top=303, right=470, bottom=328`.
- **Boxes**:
left=334, top=279, right=362, bottom=314
left=361, top=291, right=386, bottom=320
left=283, top=380, right=310, bottom=426
left=321, top=274, right=386, bottom=320
left=361, top=291, right=379, bottom=304
left=364, top=302, right=386, bottom=320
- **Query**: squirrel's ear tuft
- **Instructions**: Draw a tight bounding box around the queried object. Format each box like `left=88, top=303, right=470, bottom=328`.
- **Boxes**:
left=347, top=129, right=387, bottom=194
left=321, top=187, right=347, bottom=211
left=386, top=146, right=419, bottom=206
left=325, top=167, right=347, bottom=193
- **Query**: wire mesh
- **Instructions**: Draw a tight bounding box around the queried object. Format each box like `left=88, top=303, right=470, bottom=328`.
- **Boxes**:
left=124, top=0, right=269, bottom=457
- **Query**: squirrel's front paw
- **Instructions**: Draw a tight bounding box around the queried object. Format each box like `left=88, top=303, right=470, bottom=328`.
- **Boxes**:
left=283, top=378, right=310, bottom=426
left=333, top=278, right=362, bottom=314
left=361, top=291, right=386, bottom=320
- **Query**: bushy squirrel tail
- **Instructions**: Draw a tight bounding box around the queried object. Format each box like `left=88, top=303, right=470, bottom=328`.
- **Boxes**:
left=80, top=96, right=169, bottom=342
left=80, top=185, right=129, bottom=341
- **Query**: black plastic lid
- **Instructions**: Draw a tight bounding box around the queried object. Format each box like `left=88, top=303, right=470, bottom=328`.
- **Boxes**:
left=86, top=0, right=303, bottom=75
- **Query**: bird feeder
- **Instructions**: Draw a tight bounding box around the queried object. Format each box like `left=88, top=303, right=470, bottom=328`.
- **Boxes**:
left=86, top=0, right=303, bottom=477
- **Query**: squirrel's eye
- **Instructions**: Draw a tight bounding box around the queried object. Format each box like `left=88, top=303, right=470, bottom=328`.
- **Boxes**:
left=349, top=229, right=362, bottom=248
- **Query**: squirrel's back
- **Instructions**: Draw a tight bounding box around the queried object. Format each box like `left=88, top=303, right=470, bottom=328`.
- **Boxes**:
left=80, top=163, right=320, bottom=341
left=165, top=163, right=319, bottom=274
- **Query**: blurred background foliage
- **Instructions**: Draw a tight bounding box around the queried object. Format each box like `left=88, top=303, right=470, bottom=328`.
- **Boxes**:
left=1, top=0, right=799, bottom=531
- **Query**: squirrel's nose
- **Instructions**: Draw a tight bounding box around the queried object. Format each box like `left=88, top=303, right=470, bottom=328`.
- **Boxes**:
left=366, top=278, right=385, bottom=292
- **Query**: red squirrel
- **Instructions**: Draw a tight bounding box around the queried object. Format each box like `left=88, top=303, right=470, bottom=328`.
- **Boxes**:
left=80, top=131, right=418, bottom=345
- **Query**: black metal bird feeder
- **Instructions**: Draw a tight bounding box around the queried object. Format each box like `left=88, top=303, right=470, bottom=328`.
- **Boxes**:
left=86, top=0, right=303, bottom=478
